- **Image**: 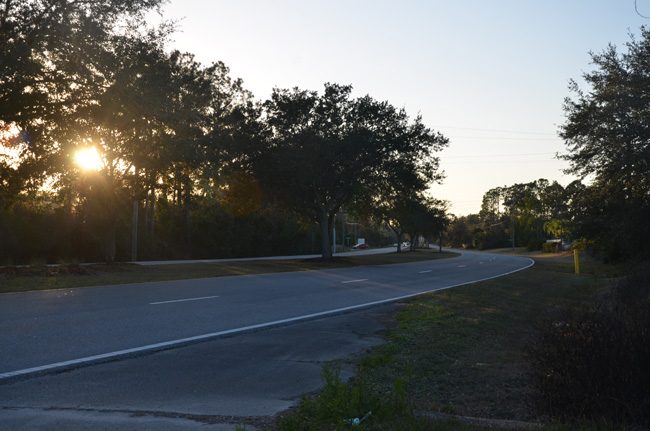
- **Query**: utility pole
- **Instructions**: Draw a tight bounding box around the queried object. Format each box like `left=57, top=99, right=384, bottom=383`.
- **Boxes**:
left=332, top=213, right=336, bottom=254
left=511, top=215, right=516, bottom=251
left=131, top=166, right=139, bottom=262
left=131, top=199, right=138, bottom=261
left=342, top=211, right=346, bottom=248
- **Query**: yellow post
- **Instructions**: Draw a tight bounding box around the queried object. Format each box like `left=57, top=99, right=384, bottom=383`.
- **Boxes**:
left=573, top=249, right=580, bottom=275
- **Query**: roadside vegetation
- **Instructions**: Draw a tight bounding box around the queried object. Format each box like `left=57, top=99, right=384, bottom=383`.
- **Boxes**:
left=0, top=249, right=457, bottom=293
left=445, top=28, right=650, bottom=265
left=2, top=3, right=649, bottom=430
left=1, top=1, right=448, bottom=265
left=274, top=253, right=648, bottom=431
left=528, top=263, right=650, bottom=427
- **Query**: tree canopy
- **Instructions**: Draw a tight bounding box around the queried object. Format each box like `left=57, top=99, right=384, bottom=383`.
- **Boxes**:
left=560, top=27, right=650, bottom=260
left=446, top=179, right=582, bottom=250
left=251, top=83, right=448, bottom=258
left=1, top=4, right=449, bottom=263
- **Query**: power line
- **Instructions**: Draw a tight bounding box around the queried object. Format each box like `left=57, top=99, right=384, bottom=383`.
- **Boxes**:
left=435, top=125, right=556, bottom=136
left=444, top=159, right=560, bottom=165
left=444, top=151, right=557, bottom=158
left=635, top=0, right=650, bottom=18
left=451, top=135, right=559, bottom=141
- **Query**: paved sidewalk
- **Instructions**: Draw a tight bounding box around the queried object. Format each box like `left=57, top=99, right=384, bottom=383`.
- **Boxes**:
left=134, top=246, right=399, bottom=266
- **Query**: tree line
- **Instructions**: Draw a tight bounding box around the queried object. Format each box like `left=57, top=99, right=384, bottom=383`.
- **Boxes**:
left=3, top=2, right=648, bottom=264
left=446, top=27, right=650, bottom=262
left=446, top=179, right=583, bottom=251
left=0, top=0, right=448, bottom=264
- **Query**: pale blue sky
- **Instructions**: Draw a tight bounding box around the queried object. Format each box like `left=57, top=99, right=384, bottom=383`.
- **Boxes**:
left=153, top=0, right=649, bottom=214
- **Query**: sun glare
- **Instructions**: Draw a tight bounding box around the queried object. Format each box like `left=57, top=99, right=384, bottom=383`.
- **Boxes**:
left=74, top=147, right=102, bottom=171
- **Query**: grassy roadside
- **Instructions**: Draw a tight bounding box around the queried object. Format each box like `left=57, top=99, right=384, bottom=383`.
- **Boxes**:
left=275, top=253, right=622, bottom=431
left=0, top=249, right=457, bottom=293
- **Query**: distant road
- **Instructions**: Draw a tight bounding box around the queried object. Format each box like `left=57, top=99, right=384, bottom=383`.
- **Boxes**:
left=0, top=249, right=533, bottom=381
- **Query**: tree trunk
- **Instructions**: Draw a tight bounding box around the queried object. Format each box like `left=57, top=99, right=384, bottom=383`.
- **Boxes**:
left=396, top=231, right=402, bottom=253
left=320, top=209, right=332, bottom=259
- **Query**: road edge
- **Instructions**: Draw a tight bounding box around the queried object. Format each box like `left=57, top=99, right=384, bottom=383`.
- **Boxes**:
left=0, top=254, right=535, bottom=384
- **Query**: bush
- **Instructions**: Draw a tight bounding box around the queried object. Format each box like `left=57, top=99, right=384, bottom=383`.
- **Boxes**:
left=527, top=237, right=545, bottom=251
left=527, top=265, right=650, bottom=426
left=541, top=242, right=559, bottom=253
left=278, top=365, right=419, bottom=431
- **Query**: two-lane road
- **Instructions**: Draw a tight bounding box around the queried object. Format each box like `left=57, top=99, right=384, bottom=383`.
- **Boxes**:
left=0, top=250, right=533, bottom=381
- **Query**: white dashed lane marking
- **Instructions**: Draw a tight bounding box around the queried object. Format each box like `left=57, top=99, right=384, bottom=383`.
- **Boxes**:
left=0, top=256, right=536, bottom=382
left=341, top=279, right=368, bottom=284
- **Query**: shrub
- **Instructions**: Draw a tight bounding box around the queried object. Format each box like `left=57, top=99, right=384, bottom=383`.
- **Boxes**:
left=527, top=265, right=650, bottom=426
left=527, top=237, right=545, bottom=251
left=541, top=242, right=559, bottom=253
left=278, top=365, right=418, bottom=431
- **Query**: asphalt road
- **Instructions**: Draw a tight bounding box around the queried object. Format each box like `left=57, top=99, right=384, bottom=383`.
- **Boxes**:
left=0, top=250, right=533, bottom=381
left=0, top=249, right=534, bottom=430
left=0, top=307, right=391, bottom=430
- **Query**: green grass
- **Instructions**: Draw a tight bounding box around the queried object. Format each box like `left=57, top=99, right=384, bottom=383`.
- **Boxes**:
left=274, top=254, right=624, bottom=431
left=0, top=249, right=458, bottom=293
left=276, top=365, right=503, bottom=431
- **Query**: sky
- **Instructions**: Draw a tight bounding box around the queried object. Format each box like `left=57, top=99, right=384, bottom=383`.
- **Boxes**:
left=151, top=0, right=649, bottom=215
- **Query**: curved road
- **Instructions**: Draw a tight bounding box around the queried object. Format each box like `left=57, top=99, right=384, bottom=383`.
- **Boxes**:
left=0, top=249, right=532, bottom=381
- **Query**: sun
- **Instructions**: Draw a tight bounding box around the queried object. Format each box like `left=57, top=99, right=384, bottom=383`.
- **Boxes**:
left=74, top=147, right=102, bottom=171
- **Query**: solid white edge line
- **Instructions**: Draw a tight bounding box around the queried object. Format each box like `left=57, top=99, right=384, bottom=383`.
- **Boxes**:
left=0, top=256, right=535, bottom=382
left=341, top=279, right=368, bottom=284
left=150, top=295, right=220, bottom=305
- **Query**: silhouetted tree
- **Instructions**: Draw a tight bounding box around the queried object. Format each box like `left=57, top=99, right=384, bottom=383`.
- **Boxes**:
left=561, top=27, right=650, bottom=259
left=0, top=0, right=166, bottom=261
left=254, top=83, right=448, bottom=258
